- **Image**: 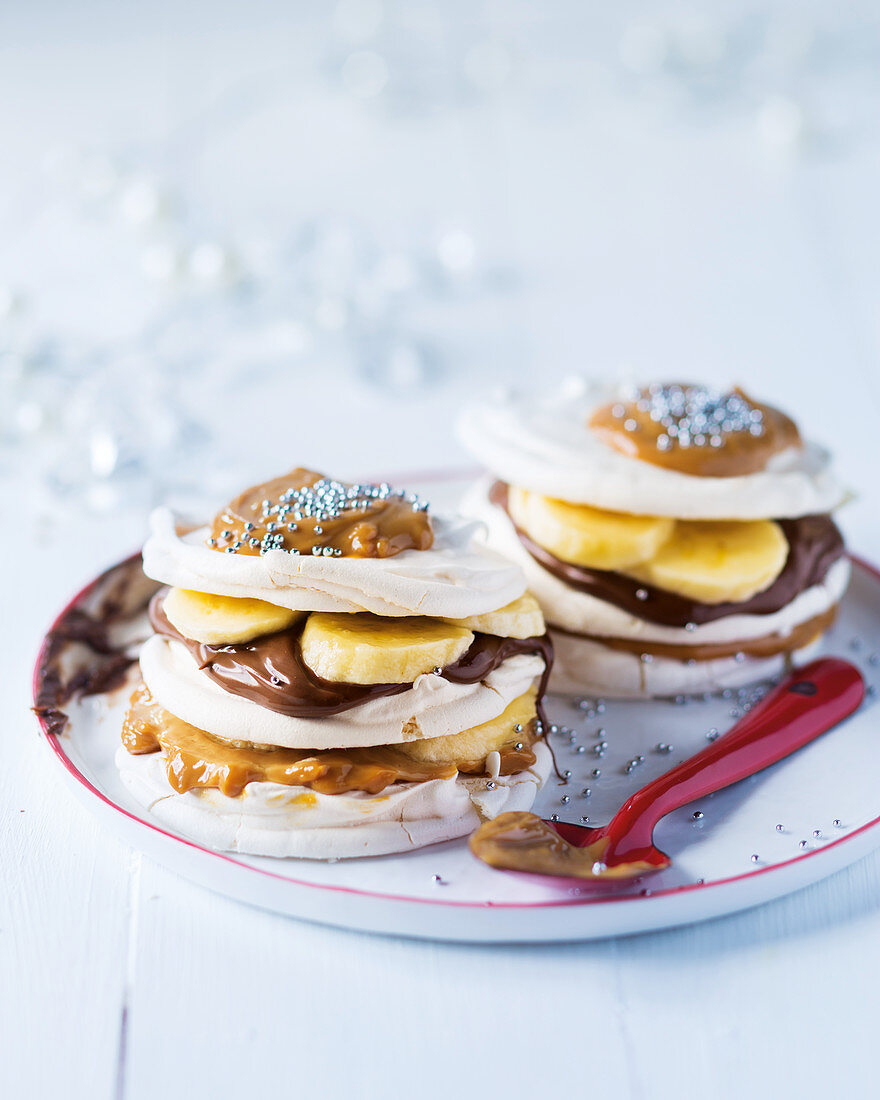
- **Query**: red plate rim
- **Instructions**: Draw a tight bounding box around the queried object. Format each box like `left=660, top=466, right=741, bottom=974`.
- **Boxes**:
left=30, top=470, right=880, bottom=911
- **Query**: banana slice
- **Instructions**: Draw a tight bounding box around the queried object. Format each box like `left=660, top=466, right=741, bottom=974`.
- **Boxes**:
left=627, top=519, right=788, bottom=604
left=300, top=613, right=474, bottom=684
left=399, top=688, right=538, bottom=767
left=163, top=587, right=304, bottom=644
left=442, top=592, right=545, bottom=639
left=508, top=487, right=674, bottom=570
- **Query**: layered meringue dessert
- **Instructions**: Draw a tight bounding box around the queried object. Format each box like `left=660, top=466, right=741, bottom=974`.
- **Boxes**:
left=117, top=468, right=553, bottom=858
left=459, top=381, right=849, bottom=697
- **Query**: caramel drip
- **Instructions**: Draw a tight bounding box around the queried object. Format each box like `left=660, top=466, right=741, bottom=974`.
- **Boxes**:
left=457, top=742, right=538, bottom=776
left=555, top=605, right=837, bottom=663
left=122, top=682, right=459, bottom=797
left=589, top=385, right=801, bottom=477
left=149, top=593, right=554, bottom=724
left=208, top=467, right=433, bottom=558
left=489, top=482, right=845, bottom=628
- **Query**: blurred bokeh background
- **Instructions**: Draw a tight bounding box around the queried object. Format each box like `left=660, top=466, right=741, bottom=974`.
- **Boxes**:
left=1, top=0, right=878, bottom=534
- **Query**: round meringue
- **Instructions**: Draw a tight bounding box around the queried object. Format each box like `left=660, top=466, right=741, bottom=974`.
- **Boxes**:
left=143, top=507, right=526, bottom=618
left=140, top=634, right=546, bottom=750
left=458, top=380, right=847, bottom=519
left=116, top=742, right=552, bottom=859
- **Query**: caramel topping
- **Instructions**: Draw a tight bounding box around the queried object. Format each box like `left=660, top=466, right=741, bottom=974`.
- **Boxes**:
left=207, top=467, right=433, bottom=558
left=589, top=384, right=801, bottom=477
left=121, top=682, right=458, bottom=797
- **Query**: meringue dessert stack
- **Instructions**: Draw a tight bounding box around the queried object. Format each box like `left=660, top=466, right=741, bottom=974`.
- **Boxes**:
left=459, top=381, right=849, bottom=698
left=117, top=469, right=553, bottom=859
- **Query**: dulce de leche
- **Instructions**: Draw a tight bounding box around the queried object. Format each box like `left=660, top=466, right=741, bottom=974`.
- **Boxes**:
left=589, top=384, right=801, bottom=477
left=208, top=468, right=434, bottom=558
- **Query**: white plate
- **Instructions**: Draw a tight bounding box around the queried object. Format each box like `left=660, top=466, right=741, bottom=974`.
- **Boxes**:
left=33, top=472, right=880, bottom=942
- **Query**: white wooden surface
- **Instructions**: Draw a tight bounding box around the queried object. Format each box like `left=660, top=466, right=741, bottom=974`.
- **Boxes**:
left=3, top=4, right=880, bottom=1097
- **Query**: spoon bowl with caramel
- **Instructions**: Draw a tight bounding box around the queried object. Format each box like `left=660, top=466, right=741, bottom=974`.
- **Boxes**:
left=470, top=658, right=864, bottom=883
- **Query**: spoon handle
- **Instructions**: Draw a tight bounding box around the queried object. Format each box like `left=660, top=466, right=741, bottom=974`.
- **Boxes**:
left=608, top=658, right=864, bottom=848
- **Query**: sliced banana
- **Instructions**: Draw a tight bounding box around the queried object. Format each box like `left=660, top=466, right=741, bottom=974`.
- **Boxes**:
left=442, top=592, right=545, bottom=639
left=508, top=487, right=674, bottom=570
left=627, top=519, right=788, bottom=604
left=300, top=612, right=474, bottom=685
left=399, top=688, right=538, bottom=768
left=163, top=587, right=304, bottom=644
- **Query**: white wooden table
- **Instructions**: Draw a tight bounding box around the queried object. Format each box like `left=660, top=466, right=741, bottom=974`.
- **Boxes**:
left=3, top=5, right=880, bottom=1097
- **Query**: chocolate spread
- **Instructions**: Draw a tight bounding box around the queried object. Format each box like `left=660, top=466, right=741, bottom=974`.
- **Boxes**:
left=33, top=555, right=155, bottom=736
left=149, top=593, right=554, bottom=723
left=208, top=467, right=434, bottom=558
left=555, top=606, right=837, bottom=663
left=588, top=384, right=802, bottom=477
left=490, top=482, right=844, bottom=627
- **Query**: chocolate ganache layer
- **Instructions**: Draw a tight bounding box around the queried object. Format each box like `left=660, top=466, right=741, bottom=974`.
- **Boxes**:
left=489, top=482, right=845, bottom=628
left=149, top=593, right=553, bottom=722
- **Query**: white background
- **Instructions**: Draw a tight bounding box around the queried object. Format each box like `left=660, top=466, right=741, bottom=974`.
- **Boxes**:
left=3, top=3, right=880, bottom=1098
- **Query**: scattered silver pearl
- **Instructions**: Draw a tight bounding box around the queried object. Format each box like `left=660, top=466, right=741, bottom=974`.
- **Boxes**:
left=692, top=811, right=704, bottom=821
left=776, top=824, right=785, bottom=833
left=591, top=768, right=601, bottom=778
left=706, top=728, right=719, bottom=741
left=560, top=795, right=570, bottom=805
left=812, top=829, right=822, bottom=839
left=581, top=788, right=592, bottom=798
left=799, top=840, right=809, bottom=849
left=833, top=819, right=843, bottom=828
left=432, top=874, right=446, bottom=885
left=486, top=781, right=497, bottom=790
left=549, top=814, right=559, bottom=823
left=750, top=854, right=760, bottom=863
left=581, top=816, right=590, bottom=824
left=635, top=589, right=648, bottom=601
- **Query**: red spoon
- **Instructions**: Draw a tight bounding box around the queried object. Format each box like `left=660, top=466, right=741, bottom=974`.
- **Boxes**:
left=470, top=658, right=865, bottom=882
